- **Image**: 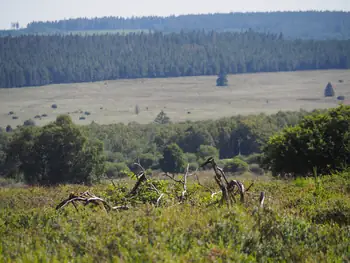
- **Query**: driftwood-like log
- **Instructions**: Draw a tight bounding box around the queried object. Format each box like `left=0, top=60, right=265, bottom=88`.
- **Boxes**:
left=56, top=191, right=112, bottom=212
left=200, top=157, right=247, bottom=207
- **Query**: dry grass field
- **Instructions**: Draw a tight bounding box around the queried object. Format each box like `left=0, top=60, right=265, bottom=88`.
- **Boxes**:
left=0, top=69, right=349, bottom=128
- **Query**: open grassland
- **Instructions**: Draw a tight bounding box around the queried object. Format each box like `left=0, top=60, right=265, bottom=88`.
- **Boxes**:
left=0, top=172, right=349, bottom=262
left=0, top=69, right=349, bottom=128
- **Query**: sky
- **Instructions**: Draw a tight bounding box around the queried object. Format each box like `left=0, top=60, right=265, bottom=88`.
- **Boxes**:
left=0, top=0, right=350, bottom=29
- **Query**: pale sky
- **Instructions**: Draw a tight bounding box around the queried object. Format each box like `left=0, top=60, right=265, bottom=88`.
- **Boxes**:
left=0, top=0, right=350, bottom=29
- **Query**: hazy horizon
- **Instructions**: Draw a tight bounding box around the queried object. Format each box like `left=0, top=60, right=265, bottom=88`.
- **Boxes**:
left=1, top=0, right=350, bottom=30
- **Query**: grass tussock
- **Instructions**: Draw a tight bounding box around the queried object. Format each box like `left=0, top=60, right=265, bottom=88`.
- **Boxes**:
left=0, top=172, right=350, bottom=262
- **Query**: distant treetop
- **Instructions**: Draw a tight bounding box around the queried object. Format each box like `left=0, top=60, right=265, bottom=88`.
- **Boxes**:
left=1, top=11, right=349, bottom=40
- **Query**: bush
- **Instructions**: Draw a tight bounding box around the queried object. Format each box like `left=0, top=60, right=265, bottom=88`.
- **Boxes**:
left=105, top=151, right=125, bottom=163
left=184, top=153, right=197, bottom=163
left=244, top=153, right=262, bottom=164
left=6, top=125, right=12, bottom=132
left=223, top=157, right=249, bottom=173
left=159, top=143, right=185, bottom=173
left=138, top=153, right=158, bottom=169
left=105, top=162, right=130, bottom=178
left=189, top=162, right=199, bottom=171
left=197, top=145, right=219, bottom=162
left=249, top=163, right=264, bottom=175
left=23, top=119, right=35, bottom=126
left=262, top=105, right=350, bottom=177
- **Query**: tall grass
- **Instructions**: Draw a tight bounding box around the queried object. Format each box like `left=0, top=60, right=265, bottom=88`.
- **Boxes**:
left=0, top=172, right=349, bottom=262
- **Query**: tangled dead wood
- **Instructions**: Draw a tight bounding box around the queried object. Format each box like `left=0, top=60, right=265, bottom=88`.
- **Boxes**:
left=56, top=158, right=265, bottom=212
left=56, top=162, right=164, bottom=212
left=55, top=191, right=129, bottom=212
left=200, top=157, right=255, bottom=207
left=163, top=163, right=196, bottom=203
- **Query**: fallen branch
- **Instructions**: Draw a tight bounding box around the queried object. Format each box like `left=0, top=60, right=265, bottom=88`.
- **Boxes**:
left=56, top=191, right=112, bottom=212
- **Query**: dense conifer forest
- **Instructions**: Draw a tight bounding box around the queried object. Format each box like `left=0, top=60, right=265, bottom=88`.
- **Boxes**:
left=2, top=11, right=350, bottom=40
left=1, top=30, right=350, bottom=88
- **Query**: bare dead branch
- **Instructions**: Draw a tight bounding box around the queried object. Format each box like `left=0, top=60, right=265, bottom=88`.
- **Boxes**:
left=246, top=182, right=254, bottom=192
left=163, top=172, right=184, bottom=184
left=127, top=172, right=147, bottom=197
left=259, top=191, right=265, bottom=208
left=112, top=205, right=130, bottom=211
left=56, top=192, right=112, bottom=212
left=156, top=193, right=164, bottom=206
left=180, top=164, right=190, bottom=201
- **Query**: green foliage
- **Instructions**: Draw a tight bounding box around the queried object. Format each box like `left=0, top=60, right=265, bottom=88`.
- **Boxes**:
left=0, top=172, right=349, bottom=262
left=223, top=157, right=249, bottom=173
left=105, top=162, right=130, bottom=178
left=262, top=105, right=350, bottom=177
left=324, top=82, right=335, bottom=97
left=244, top=153, right=262, bottom=164
left=249, top=163, right=264, bottom=175
left=138, top=153, right=158, bottom=169
left=5, top=115, right=105, bottom=185
left=159, top=143, right=186, bottom=173
left=216, top=73, right=228, bottom=87
left=196, top=145, right=219, bottom=164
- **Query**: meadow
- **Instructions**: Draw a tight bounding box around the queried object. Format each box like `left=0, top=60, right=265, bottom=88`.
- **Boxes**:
left=0, top=69, right=349, bottom=128
left=0, top=171, right=349, bottom=262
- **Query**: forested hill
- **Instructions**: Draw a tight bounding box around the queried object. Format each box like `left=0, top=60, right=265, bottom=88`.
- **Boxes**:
left=14, top=11, right=350, bottom=40
left=1, top=30, right=350, bottom=88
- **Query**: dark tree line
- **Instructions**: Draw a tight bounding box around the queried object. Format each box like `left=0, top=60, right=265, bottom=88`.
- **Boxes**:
left=1, top=30, right=350, bottom=88
left=0, top=109, right=311, bottom=181
left=22, top=11, right=350, bottom=40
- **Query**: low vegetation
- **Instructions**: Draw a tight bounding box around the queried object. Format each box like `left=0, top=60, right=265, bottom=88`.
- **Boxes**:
left=0, top=170, right=349, bottom=262
left=1, top=105, right=350, bottom=261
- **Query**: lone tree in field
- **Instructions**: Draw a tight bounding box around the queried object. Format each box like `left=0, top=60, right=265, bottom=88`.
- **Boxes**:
left=324, top=82, right=335, bottom=97
left=154, top=110, right=171, bottom=124
left=216, top=72, right=228, bottom=87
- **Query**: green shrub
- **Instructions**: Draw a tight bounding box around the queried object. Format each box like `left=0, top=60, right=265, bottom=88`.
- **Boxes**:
left=105, top=162, right=130, bottom=178
left=223, top=157, right=249, bottom=173
left=249, top=163, right=264, bottom=175
left=23, top=119, right=35, bottom=126
left=244, top=153, right=262, bottom=164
